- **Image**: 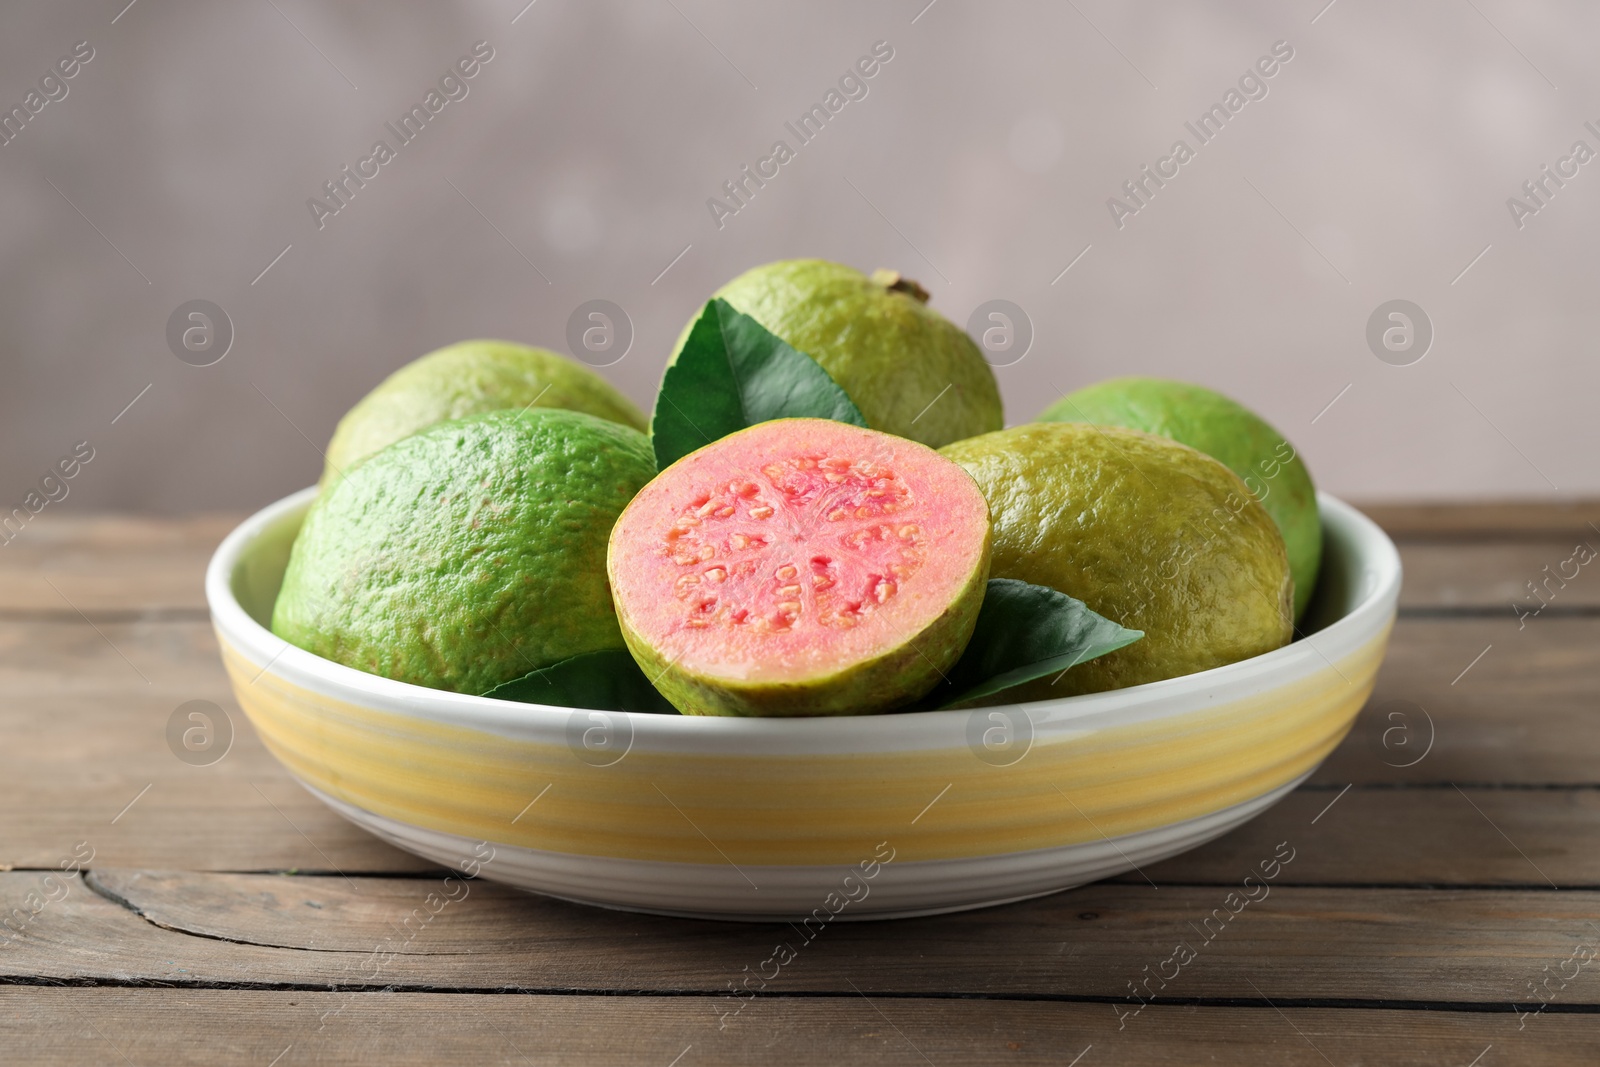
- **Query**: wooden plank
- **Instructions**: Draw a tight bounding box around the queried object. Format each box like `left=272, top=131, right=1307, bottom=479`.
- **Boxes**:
left=3, top=614, right=1598, bottom=878
left=0, top=513, right=233, bottom=616
left=16, top=501, right=1596, bottom=569
left=1312, top=616, right=1599, bottom=786
left=11, top=776, right=1600, bottom=888
left=1357, top=499, right=1600, bottom=541
left=5, top=512, right=1599, bottom=625
left=1128, top=785, right=1598, bottom=886
left=1397, top=540, right=1600, bottom=612
left=4, top=989, right=1589, bottom=1067
left=10, top=537, right=1600, bottom=616
left=5, top=870, right=1600, bottom=1005
left=0, top=617, right=430, bottom=873
left=6, top=511, right=1600, bottom=618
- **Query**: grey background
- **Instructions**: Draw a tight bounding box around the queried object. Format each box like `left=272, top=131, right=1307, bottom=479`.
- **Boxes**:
left=2, top=0, right=1595, bottom=514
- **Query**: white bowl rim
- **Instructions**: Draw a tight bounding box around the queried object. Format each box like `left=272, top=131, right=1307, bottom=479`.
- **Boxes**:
left=206, top=487, right=1400, bottom=746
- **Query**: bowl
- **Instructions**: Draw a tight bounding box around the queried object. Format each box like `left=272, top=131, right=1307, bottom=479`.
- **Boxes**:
left=207, top=488, right=1399, bottom=921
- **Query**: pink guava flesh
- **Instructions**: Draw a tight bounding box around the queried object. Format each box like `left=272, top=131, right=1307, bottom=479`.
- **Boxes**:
left=608, top=419, right=991, bottom=716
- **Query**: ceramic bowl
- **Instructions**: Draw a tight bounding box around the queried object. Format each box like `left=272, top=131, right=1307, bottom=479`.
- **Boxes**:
left=207, top=489, right=1399, bottom=921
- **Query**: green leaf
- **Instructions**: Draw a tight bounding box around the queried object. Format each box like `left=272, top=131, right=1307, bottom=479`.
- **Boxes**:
left=651, top=297, right=868, bottom=469
left=482, top=649, right=677, bottom=714
left=926, top=579, right=1143, bottom=710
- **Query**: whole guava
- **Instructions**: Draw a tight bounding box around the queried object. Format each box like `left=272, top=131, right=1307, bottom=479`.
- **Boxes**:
left=941, top=422, right=1293, bottom=699
left=1039, top=377, right=1321, bottom=620
left=668, top=260, right=1003, bottom=449
left=274, top=407, right=656, bottom=695
left=323, top=339, right=648, bottom=483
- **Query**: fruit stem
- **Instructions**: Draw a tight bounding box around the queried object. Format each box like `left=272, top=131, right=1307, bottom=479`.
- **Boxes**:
left=870, top=269, right=930, bottom=304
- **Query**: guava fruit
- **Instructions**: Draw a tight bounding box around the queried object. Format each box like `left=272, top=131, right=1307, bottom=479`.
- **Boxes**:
left=608, top=418, right=992, bottom=716
left=1039, top=377, right=1321, bottom=619
left=669, top=260, right=1003, bottom=449
left=322, top=339, right=648, bottom=483
left=274, top=407, right=656, bottom=696
left=941, top=423, right=1292, bottom=700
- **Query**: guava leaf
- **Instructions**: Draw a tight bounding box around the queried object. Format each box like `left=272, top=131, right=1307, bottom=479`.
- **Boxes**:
left=483, top=649, right=677, bottom=714
left=651, top=297, right=868, bottom=469
left=927, top=579, right=1144, bottom=710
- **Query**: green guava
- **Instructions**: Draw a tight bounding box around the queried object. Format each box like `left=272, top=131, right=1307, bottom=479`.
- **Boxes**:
left=669, top=260, right=1003, bottom=449
left=274, top=408, right=656, bottom=695
left=1038, top=377, right=1322, bottom=620
left=941, top=423, right=1292, bottom=700
left=608, top=418, right=992, bottom=716
left=322, top=339, right=648, bottom=483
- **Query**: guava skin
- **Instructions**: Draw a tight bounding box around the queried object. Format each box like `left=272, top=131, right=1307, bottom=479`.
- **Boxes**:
left=668, top=260, right=1003, bottom=450
left=323, top=339, right=648, bottom=484
left=275, top=408, right=657, bottom=696
left=608, top=419, right=993, bottom=717
left=1039, top=377, right=1321, bottom=620
left=942, top=423, right=1293, bottom=700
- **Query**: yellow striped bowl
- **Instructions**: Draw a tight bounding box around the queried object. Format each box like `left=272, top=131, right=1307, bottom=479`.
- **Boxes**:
left=207, top=488, right=1398, bottom=920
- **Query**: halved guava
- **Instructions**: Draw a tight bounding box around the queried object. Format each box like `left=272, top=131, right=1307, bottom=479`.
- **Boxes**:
left=607, top=419, right=992, bottom=716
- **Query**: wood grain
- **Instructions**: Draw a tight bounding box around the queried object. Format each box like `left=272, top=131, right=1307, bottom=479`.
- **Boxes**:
left=1357, top=499, right=1600, bottom=541
left=2, top=870, right=1597, bottom=1005
left=1312, top=616, right=1600, bottom=785
left=1127, top=785, right=1597, bottom=886
left=1397, top=539, right=1600, bottom=611
left=4, top=988, right=1587, bottom=1067
left=0, top=617, right=430, bottom=873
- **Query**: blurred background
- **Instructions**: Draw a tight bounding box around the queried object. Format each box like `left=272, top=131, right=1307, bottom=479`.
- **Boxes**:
left=2, top=0, right=1596, bottom=513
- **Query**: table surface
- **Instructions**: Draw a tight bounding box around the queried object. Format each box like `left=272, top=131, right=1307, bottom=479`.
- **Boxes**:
left=3, top=503, right=1598, bottom=1065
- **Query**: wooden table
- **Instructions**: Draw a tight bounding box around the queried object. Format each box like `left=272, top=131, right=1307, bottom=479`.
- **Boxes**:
left=3, top=503, right=1598, bottom=1065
